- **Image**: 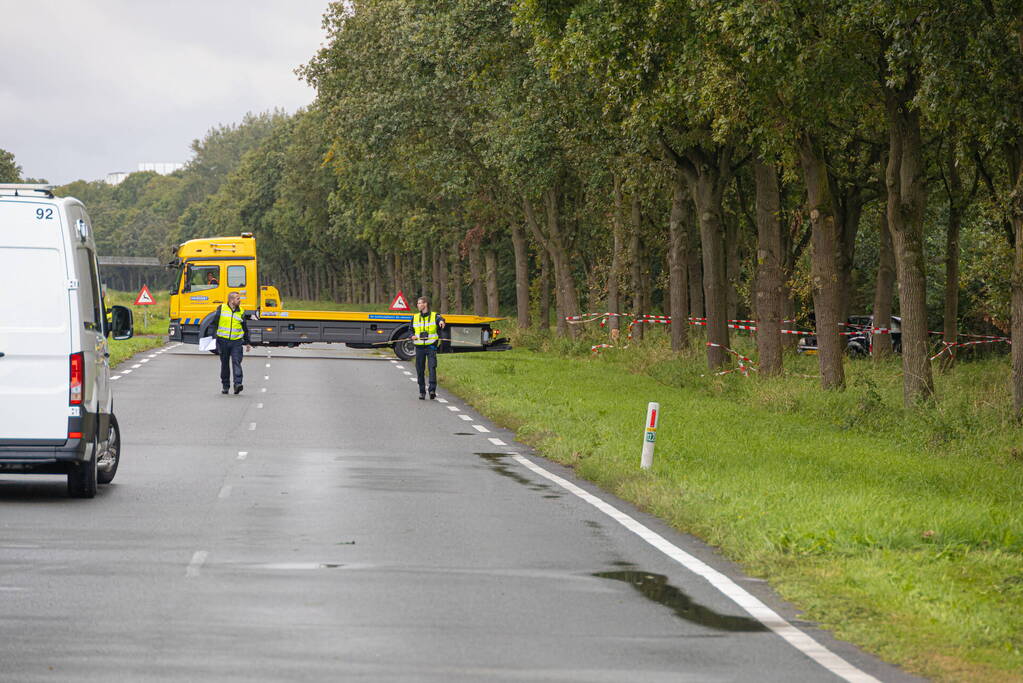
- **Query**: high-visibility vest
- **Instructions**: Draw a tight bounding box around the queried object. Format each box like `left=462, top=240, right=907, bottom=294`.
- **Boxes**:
left=216, top=304, right=245, bottom=341
left=412, top=311, right=439, bottom=346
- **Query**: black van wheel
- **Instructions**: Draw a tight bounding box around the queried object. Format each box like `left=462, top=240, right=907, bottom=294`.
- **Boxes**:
left=97, top=415, right=120, bottom=485
left=393, top=335, right=415, bottom=361
left=68, top=437, right=98, bottom=498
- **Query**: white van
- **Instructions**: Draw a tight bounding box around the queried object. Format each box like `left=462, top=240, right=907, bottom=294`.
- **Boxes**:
left=0, top=184, right=133, bottom=497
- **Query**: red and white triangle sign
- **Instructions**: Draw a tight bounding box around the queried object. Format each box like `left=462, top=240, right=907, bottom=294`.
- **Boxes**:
left=134, top=284, right=156, bottom=306
left=389, top=290, right=410, bottom=311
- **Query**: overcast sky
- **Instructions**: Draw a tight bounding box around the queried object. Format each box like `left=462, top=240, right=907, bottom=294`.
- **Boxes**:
left=0, top=1, right=329, bottom=185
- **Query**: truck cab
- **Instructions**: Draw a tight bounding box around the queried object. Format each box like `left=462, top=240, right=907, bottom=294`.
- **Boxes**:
left=0, top=184, right=134, bottom=497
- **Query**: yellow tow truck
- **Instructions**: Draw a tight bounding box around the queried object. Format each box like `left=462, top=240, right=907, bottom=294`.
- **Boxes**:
left=167, top=233, right=510, bottom=360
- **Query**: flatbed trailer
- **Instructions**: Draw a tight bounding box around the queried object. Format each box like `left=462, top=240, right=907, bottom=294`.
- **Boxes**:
left=166, top=234, right=510, bottom=360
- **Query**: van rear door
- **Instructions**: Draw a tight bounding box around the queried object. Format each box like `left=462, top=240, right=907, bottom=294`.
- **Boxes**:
left=0, top=201, right=72, bottom=442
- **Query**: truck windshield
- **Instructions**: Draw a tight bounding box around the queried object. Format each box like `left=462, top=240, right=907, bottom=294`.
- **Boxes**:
left=185, top=265, right=220, bottom=292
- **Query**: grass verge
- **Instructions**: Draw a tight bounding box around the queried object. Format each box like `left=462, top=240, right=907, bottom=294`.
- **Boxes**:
left=439, top=329, right=1023, bottom=682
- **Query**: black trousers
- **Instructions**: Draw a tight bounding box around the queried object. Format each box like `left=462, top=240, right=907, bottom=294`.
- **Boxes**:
left=415, top=343, right=438, bottom=394
left=218, top=338, right=244, bottom=388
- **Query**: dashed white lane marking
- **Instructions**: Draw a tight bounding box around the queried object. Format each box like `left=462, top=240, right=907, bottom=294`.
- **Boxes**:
left=472, top=424, right=490, bottom=433
left=218, top=485, right=232, bottom=499
left=186, top=550, right=208, bottom=578
left=140, top=359, right=150, bottom=363
left=237, top=451, right=248, bottom=460
left=447, top=406, right=460, bottom=412
left=121, top=369, right=132, bottom=374
left=265, top=363, right=271, bottom=368
left=264, top=375, right=269, bottom=380
left=403, top=371, right=413, bottom=376
left=110, top=376, right=120, bottom=381
left=437, top=398, right=448, bottom=404
left=257, top=403, right=264, bottom=409
left=458, top=414, right=473, bottom=421
left=508, top=453, right=879, bottom=683
left=488, top=438, right=506, bottom=446
left=248, top=422, right=256, bottom=431
left=131, top=364, right=141, bottom=369
left=261, top=387, right=267, bottom=393
left=408, top=378, right=417, bottom=382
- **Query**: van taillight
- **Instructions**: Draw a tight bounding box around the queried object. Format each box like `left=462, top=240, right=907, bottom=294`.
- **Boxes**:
left=70, top=352, right=84, bottom=405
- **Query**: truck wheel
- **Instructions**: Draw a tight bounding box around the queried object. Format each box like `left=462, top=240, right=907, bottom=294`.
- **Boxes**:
left=393, top=337, right=415, bottom=361
left=97, top=414, right=120, bottom=485
left=68, top=436, right=98, bottom=498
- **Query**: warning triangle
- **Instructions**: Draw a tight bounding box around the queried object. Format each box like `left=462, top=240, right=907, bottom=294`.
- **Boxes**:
left=389, top=290, right=410, bottom=311
left=134, top=284, right=156, bottom=306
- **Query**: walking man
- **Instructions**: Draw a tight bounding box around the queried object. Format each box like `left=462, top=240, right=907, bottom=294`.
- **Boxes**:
left=211, top=291, right=252, bottom=394
left=412, top=296, right=445, bottom=400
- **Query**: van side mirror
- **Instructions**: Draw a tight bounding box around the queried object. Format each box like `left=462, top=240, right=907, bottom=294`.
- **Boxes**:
left=109, top=305, right=134, bottom=340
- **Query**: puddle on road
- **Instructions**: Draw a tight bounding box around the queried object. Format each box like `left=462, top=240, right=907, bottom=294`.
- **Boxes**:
left=475, top=453, right=561, bottom=498
left=593, top=570, right=767, bottom=632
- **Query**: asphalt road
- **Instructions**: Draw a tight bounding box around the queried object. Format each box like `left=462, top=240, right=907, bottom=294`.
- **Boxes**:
left=0, top=343, right=919, bottom=682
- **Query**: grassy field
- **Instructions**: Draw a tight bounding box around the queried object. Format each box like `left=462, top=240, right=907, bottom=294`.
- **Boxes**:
left=439, top=326, right=1023, bottom=682
left=104, top=290, right=170, bottom=367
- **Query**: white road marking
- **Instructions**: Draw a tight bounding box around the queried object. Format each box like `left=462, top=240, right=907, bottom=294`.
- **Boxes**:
left=140, top=359, right=150, bottom=363
left=186, top=550, right=208, bottom=578
left=488, top=438, right=506, bottom=446
left=131, top=364, right=141, bottom=369
left=218, top=485, right=232, bottom=499
left=261, top=387, right=267, bottom=393
left=237, top=451, right=248, bottom=460
left=248, top=422, right=256, bottom=431
left=437, top=398, right=448, bottom=403
left=265, top=363, right=271, bottom=368
left=472, top=424, right=490, bottom=433
left=121, top=369, right=132, bottom=374
left=110, top=376, right=120, bottom=381
left=458, top=415, right=473, bottom=421
left=408, top=378, right=417, bottom=382
left=447, top=406, right=460, bottom=412
left=508, top=453, right=880, bottom=683
left=403, top=371, right=413, bottom=376
left=264, top=375, right=269, bottom=380
left=257, top=403, right=264, bottom=409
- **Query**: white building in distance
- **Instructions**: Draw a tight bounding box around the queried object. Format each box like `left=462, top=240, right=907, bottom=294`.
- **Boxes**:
left=105, top=162, right=185, bottom=185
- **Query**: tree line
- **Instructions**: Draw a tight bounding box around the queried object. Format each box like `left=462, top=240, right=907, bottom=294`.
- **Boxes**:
left=5, top=1, right=1022, bottom=411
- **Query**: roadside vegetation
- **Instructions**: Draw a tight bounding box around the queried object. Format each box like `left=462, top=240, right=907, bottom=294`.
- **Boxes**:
left=104, top=290, right=168, bottom=367
left=441, top=329, right=1023, bottom=682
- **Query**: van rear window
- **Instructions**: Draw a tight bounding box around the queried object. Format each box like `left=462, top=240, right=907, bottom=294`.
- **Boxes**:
left=0, top=247, right=68, bottom=329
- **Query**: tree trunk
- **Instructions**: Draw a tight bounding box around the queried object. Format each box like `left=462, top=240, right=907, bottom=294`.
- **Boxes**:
left=609, top=176, right=625, bottom=335
left=629, top=194, right=644, bottom=342
left=686, top=216, right=704, bottom=319
left=1007, top=140, right=1023, bottom=416
left=367, top=249, right=381, bottom=305
left=538, top=248, right=551, bottom=330
left=523, top=193, right=579, bottom=337
left=432, top=246, right=441, bottom=307
left=468, top=238, right=484, bottom=316
left=510, top=221, right=530, bottom=329
left=754, top=160, right=784, bottom=376
left=667, top=172, right=691, bottom=351
left=942, top=143, right=963, bottom=369
left=725, top=214, right=740, bottom=322
left=420, top=247, right=430, bottom=300
left=872, top=207, right=897, bottom=360
left=799, top=132, right=846, bottom=390
left=484, top=248, right=500, bottom=316
left=886, top=85, right=934, bottom=404
left=451, top=242, right=463, bottom=313
left=392, top=252, right=403, bottom=299
left=836, top=188, right=865, bottom=322
left=438, top=244, right=449, bottom=311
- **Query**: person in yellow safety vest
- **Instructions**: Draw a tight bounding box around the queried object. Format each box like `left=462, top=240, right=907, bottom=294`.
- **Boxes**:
left=412, top=295, right=445, bottom=400
left=210, top=291, right=252, bottom=395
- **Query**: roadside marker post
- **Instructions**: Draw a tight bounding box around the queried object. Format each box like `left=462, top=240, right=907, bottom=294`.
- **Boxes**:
left=641, top=402, right=659, bottom=470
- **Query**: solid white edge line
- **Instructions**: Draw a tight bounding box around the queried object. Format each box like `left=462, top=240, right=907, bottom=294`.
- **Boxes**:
left=508, top=453, right=879, bottom=683
left=472, top=424, right=490, bottom=433
left=218, top=485, right=232, bottom=499
left=186, top=550, right=208, bottom=577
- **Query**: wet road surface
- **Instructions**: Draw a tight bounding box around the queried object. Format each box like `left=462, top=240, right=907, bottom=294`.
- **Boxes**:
left=0, top=343, right=919, bottom=682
